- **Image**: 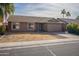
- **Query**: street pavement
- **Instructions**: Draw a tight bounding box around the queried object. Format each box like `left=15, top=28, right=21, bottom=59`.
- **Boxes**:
left=0, top=40, right=79, bottom=56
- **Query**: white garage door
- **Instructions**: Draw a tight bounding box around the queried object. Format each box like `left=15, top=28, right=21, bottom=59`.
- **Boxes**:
left=47, top=23, right=62, bottom=32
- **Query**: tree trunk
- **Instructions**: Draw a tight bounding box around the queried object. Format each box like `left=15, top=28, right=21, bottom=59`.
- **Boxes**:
left=63, top=14, right=64, bottom=18
left=2, top=7, right=7, bottom=32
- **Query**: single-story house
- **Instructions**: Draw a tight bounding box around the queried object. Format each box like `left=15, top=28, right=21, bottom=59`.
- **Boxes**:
left=7, top=16, right=66, bottom=32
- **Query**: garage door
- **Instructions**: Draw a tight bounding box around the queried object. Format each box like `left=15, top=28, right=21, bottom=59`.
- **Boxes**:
left=47, top=23, right=62, bottom=32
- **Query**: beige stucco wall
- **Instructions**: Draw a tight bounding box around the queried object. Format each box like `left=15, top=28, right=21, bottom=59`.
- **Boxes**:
left=47, top=23, right=63, bottom=32
left=8, top=22, right=65, bottom=32
left=10, top=22, right=27, bottom=32
left=20, top=22, right=27, bottom=31
left=43, top=24, right=47, bottom=32
left=10, top=22, right=36, bottom=32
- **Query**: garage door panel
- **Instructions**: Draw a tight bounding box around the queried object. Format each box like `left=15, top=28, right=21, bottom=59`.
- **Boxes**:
left=47, top=23, right=62, bottom=32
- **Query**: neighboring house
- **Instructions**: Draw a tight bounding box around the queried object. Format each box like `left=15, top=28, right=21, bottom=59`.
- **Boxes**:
left=7, top=16, right=66, bottom=32
left=57, top=18, right=79, bottom=24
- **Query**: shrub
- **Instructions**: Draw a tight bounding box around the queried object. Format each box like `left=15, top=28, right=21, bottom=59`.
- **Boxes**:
left=66, top=23, right=79, bottom=35
left=0, top=25, right=6, bottom=35
left=75, top=26, right=79, bottom=35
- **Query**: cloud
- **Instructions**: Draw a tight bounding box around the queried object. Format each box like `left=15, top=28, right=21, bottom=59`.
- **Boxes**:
left=14, top=3, right=79, bottom=19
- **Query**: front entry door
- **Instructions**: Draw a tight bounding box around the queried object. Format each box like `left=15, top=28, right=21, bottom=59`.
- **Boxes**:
left=36, top=23, right=44, bottom=32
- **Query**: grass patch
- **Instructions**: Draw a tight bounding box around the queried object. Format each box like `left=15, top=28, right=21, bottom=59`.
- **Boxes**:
left=0, top=32, right=67, bottom=43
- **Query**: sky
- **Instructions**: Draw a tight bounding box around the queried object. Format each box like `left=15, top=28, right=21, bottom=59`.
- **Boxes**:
left=14, top=3, right=79, bottom=19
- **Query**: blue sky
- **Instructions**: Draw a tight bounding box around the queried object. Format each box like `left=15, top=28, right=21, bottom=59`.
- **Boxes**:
left=14, top=3, right=79, bottom=19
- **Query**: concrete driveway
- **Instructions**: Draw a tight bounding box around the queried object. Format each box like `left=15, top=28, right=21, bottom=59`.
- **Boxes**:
left=0, top=40, right=79, bottom=56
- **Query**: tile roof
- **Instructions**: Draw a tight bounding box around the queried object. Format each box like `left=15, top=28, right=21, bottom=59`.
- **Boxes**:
left=8, top=15, right=63, bottom=23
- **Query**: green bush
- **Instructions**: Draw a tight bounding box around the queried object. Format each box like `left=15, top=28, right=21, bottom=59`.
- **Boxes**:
left=66, top=23, right=79, bottom=35
left=0, top=25, right=6, bottom=35
left=75, top=26, right=79, bottom=35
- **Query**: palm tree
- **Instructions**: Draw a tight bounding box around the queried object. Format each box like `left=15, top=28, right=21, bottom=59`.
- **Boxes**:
left=0, top=3, right=14, bottom=31
left=66, top=11, right=71, bottom=18
left=61, top=9, right=66, bottom=18
left=0, top=3, right=14, bottom=23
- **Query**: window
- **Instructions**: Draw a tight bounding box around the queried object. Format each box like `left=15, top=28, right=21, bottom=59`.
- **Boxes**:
left=28, top=23, right=34, bottom=30
left=12, top=23, right=20, bottom=30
